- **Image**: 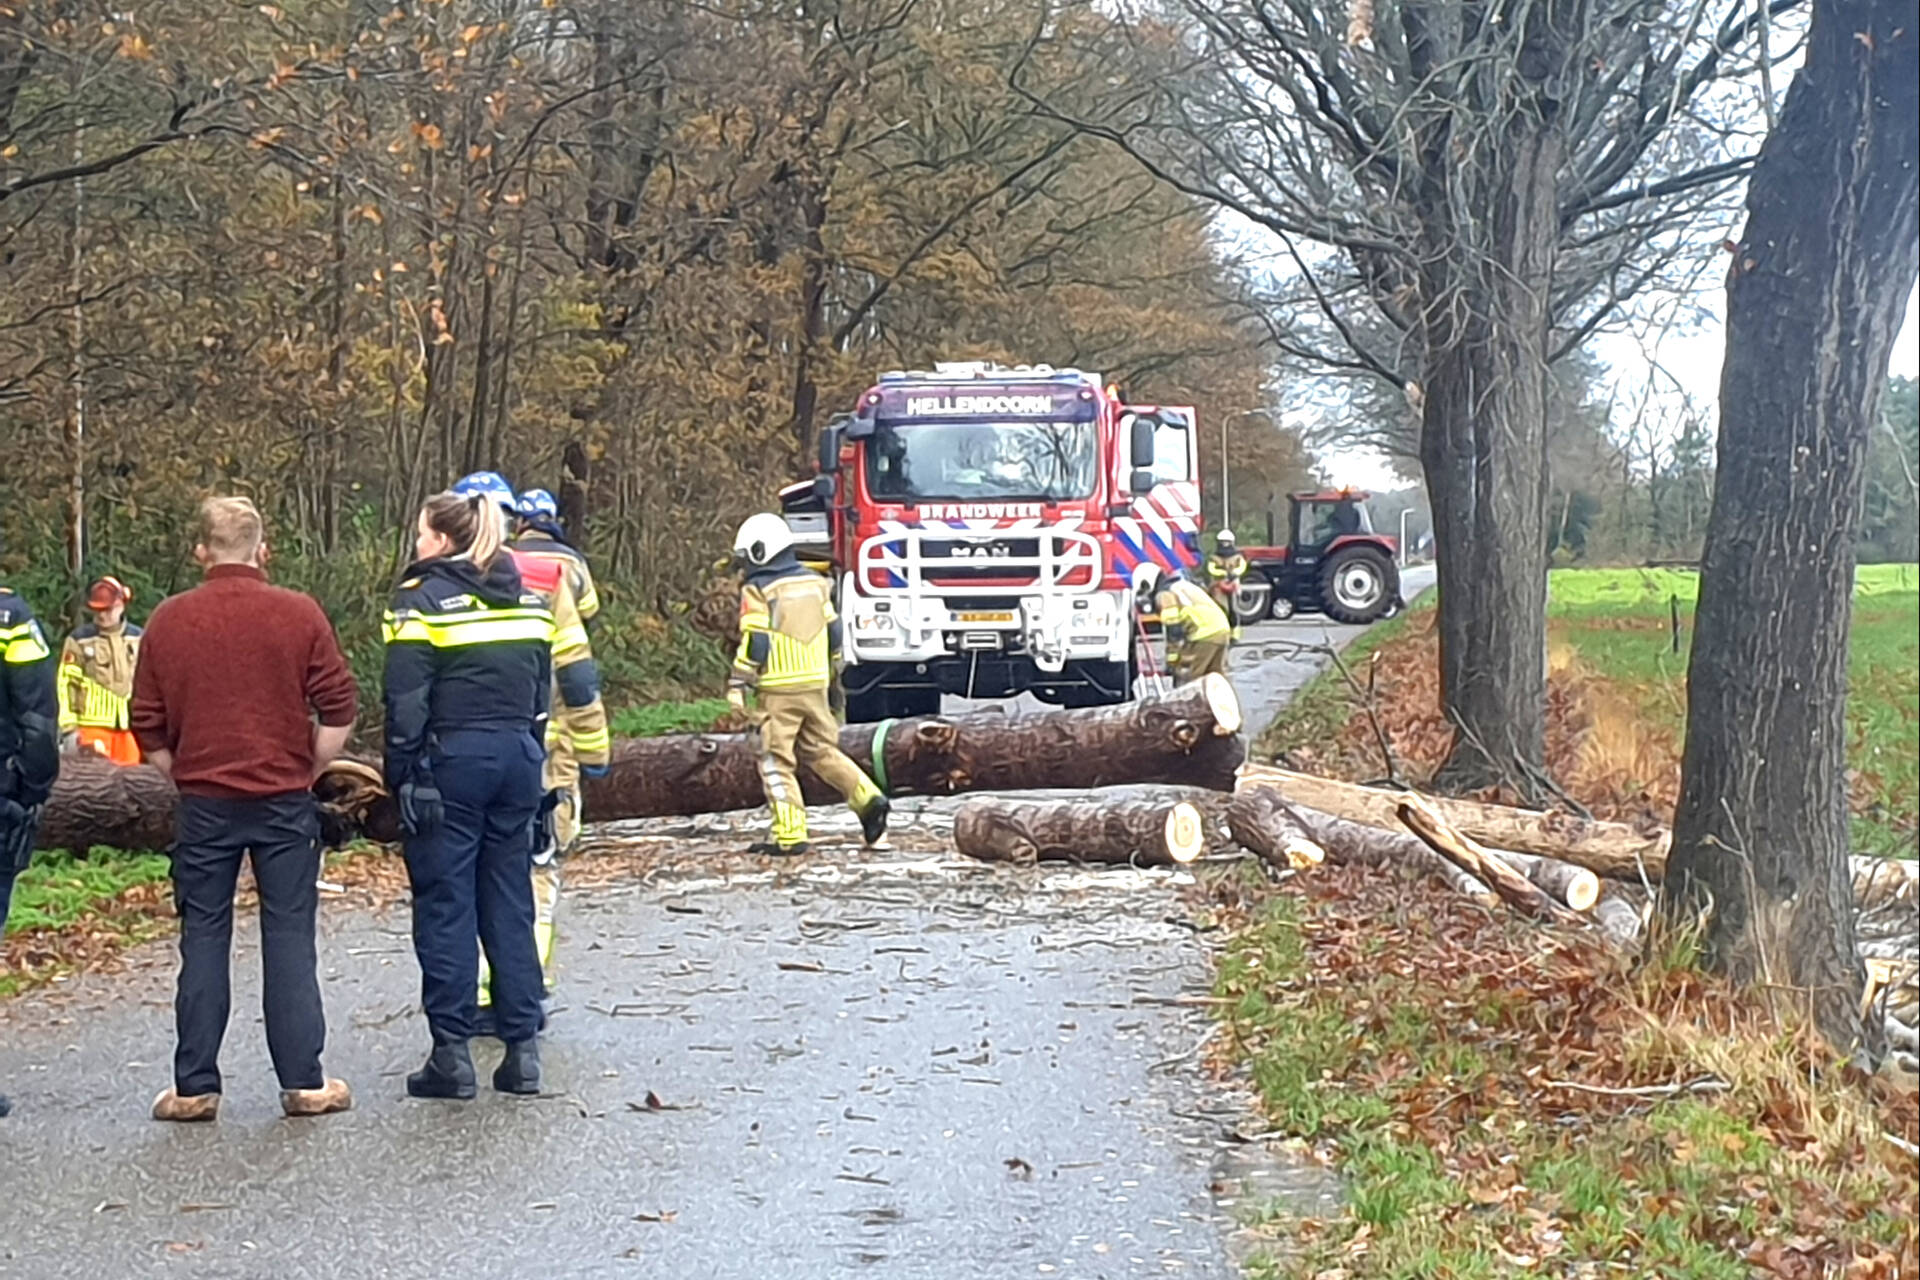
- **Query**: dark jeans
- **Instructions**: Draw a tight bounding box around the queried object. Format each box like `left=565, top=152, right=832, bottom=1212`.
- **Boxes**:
left=403, top=728, right=544, bottom=1045
left=170, top=791, right=327, bottom=1095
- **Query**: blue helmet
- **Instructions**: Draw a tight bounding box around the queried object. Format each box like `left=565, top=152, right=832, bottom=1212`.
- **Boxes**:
left=452, top=471, right=515, bottom=509
left=516, top=488, right=559, bottom=521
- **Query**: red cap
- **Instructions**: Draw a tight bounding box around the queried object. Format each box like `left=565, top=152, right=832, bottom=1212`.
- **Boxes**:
left=86, top=576, right=131, bottom=609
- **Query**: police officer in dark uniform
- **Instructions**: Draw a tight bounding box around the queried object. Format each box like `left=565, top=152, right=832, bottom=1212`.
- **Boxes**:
left=0, top=581, right=60, bottom=1118
left=384, top=490, right=554, bottom=1100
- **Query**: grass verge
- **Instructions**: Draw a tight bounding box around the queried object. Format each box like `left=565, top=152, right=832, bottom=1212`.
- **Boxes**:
left=1217, top=869, right=1919, bottom=1277
left=1, top=848, right=175, bottom=997
left=609, top=696, right=734, bottom=738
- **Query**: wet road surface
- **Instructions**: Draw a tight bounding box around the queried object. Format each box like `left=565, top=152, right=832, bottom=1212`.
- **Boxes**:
left=0, top=584, right=1427, bottom=1278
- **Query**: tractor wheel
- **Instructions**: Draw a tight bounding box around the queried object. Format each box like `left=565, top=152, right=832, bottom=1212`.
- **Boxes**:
left=1269, top=593, right=1297, bottom=621
left=1229, top=580, right=1272, bottom=627
left=1319, top=546, right=1395, bottom=624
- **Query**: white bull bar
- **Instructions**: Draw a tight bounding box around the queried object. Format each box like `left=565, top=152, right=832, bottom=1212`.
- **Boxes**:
left=856, top=527, right=1104, bottom=596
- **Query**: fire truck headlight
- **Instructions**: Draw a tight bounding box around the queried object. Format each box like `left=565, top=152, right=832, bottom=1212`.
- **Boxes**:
left=853, top=614, right=896, bottom=633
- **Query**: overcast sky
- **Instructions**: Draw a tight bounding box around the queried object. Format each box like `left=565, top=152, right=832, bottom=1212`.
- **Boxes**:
left=1318, top=283, right=1920, bottom=492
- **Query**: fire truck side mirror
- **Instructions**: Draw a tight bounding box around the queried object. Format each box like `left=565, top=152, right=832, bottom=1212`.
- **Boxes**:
left=812, top=474, right=836, bottom=502
left=818, top=421, right=845, bottom=474
left=1130, top=467, right=1155, bottom=496
left=1129, top=414, right=1157, bottom=469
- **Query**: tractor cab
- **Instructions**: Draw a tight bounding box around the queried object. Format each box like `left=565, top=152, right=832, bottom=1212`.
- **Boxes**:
left=1237, top=490, right=1402, bottom=625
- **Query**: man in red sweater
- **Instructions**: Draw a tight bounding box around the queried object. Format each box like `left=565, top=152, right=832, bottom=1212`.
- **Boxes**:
left=132, top=496, right=360, bottom=1122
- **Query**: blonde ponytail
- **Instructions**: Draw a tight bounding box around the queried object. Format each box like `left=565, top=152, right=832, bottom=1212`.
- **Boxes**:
left=420, top=491, right=507, bottom=568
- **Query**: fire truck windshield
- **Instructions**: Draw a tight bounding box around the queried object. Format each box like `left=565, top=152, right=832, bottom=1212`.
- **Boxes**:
left=864, top=420, right=1097, bottom=503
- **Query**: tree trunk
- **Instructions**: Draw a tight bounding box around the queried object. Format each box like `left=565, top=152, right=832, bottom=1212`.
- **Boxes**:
left=953, top=796, right=1207, bottom=866
left=1283, top=800, right=1495, bottom=903
left=1226, top=787, right=1327, bottom=871
left=1415, top=9, right=1565, bottom=795
left=38, top=754, right=179, bottom=854
left=578, top=674, right=1241, bottom=836
left=1238, top=765, right=1668, bottom=878
left=41, top=678, right=1245, bottom=852
left=1398, top=795, right=1571, bottom=921
left=1664, top=0, right=1919, bottom=1055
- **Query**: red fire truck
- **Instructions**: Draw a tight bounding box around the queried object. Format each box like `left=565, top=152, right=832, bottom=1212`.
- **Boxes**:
left=781, top=362, right=1203, bottom=722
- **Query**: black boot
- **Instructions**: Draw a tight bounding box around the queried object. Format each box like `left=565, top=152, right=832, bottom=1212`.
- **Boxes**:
left=407, top=1041, right=477, bottom=1100
left=493, top=1039, right=542, bottom=1095
left=859, top=794, right=892, bottom=847
left=0, top=1092, right=11, bottom=1118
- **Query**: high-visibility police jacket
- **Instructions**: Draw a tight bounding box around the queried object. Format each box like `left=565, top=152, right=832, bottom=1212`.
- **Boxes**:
left=0, top=587, right=60, bottom=808
left=513, top=526, right=600, bottom=623
left=507, top=546, right=611, bottom=769
left=1155, top=577, right=1231, bottom=648
left=731, top=556, right=840, bottom=695
left=58, top=620, right=142, bottom=732
left=1205, top=552, right=1248, bottom=584
left=381, top=554, right=554, bottom=790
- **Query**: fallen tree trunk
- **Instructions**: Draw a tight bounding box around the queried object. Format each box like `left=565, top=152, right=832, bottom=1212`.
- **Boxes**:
left=953, top=796, right=1207, bottom=866
left=1397, top=795, right=1572, bottom=922
left=1226, top=788, right=1327, bottom=871
left=1280, top=802, right=1495, bottom=904
left=37, top=754, right=180, bottom=853
left=1240, top=764, right=1669, bottom=879
left=42, top=676, right=1245, bottom=850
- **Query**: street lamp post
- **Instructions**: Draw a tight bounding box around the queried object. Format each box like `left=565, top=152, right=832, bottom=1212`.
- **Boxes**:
left=1220, top=414, right=1231, bottom=531
left=1399, top=508, right=1413, bottom=566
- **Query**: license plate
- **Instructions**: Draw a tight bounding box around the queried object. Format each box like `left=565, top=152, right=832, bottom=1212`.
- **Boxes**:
left=956, top=611, right=1014, bottom=623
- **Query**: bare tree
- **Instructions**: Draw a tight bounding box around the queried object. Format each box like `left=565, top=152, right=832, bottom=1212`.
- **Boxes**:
left=1024, top=0, right=1797, bottom=791
left=1664, top=0, right=1917, bottom=1054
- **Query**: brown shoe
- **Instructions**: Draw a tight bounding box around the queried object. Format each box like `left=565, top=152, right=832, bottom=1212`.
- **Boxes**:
left=280, top=1078, right=353, bottom=1118
left=151, top=1088, right=220, bottom=1123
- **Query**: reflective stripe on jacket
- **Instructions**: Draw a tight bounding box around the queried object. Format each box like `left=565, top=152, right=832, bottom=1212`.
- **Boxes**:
left=58, top=623, right=142, bottom=731
left=732, top=563, right=839, bottom=694
left=509, top=549, right=610, bottom=768
left=1155, top=578, right=1231, bottom=646
left=381, top=555, right=555, bottom=789
left=0, top=587, right=59, bottom=804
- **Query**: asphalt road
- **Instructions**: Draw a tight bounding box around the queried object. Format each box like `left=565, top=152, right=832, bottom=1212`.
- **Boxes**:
left=0, top=580, right=1428, bottom=1279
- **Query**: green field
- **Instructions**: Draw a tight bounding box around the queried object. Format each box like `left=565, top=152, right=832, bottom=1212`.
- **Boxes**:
left=1547, top=565, right=1918, bottom=854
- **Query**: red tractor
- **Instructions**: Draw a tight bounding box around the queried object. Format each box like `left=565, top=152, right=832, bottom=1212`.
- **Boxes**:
left=1231, top=490, right=1402, bottom=625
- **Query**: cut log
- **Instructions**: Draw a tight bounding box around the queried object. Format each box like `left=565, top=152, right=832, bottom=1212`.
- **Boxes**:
left=1226, top=788, right=1327, bottom=871
left=1590, top=894, right=1645, bottom=948
left=1514, top=854, right=1601, bottom=913
left=37, top=754, right=179, bottom=853
left=1396, top=794, right=1570, bottom=922
left=1239, top=764, right=1669, bottom=880
left=953, top=796, right=1207, bottom=866
left=41, top=675, right=1245, bottom=850
left=1278, top=801, right=1495, bottom=904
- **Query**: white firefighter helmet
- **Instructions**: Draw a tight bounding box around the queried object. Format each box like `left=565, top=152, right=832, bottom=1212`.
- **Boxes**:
left=1130, top=561, right=1164, bottom=596
left=732, top=513, right=795, bottom=567
left=1216, top=530, right=1237, bottom=550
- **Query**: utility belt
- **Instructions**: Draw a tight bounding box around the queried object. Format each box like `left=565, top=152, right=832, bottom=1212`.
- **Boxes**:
left=430, top=719, right=538, bottom=742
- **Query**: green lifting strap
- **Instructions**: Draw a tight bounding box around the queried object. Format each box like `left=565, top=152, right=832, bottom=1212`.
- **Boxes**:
left=868, top=719, right=896, bottom=795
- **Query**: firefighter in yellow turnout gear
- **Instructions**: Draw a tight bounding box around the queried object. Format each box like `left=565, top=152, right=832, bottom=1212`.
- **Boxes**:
left=728, top=514, right=889, bottom=857
left=1204, top=531, right=1249, bottom=642
left=57, top=577, right=144, bottom=765
left=453, top=474, right=610, bottom=1034
left=1133, top=561, right=1232, bottom=684
left=512, top=488, right=606, bottom=855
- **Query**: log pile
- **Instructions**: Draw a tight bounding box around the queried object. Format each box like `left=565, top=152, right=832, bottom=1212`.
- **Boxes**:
left=35, top=674, right=1247, bottom=851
